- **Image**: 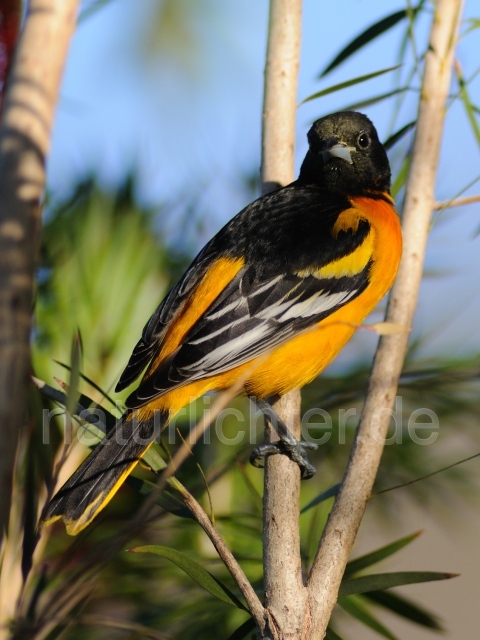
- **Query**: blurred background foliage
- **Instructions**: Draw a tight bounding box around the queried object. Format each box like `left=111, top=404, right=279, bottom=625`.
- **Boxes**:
left=4, top=0, right=480, bottom=639
left=35, top=179, right=172, bottom=401
left=24, top=175, right=480, bottom=640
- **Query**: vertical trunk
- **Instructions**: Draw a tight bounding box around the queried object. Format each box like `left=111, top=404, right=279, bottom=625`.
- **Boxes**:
left=306, top=1, right=465, bottom=636
left=0, top=0, right=79, bottom=543
left=260, top=1, right=306, bottom=637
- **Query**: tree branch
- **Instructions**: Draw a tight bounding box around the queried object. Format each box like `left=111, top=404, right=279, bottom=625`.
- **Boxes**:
left=306, top=1, right=465, bottom=636
left=260, top=1, right=306, bottom=638
left=434, top=194, right=480, bottom=210
left=0, top=0, right=78, bottom=544
left=180, top=489, right=266, bottom=628
left=33, top=374, right=267, bottom=633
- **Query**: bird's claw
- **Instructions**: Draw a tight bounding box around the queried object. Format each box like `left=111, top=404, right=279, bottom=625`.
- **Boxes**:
left=250, top=438, right=318, bottom=479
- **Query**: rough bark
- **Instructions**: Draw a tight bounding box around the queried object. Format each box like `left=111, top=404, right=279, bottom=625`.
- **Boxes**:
left=306, top=1, right=465, bottom=636
left=0, top=0, right=79, bottom=543
left=260, top=1, right=306, bottom=637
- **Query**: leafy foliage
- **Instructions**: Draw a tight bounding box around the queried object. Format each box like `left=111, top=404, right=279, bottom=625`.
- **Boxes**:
left=35, top=179, right=171, bottom=400
left=4, top=1, right=480, bottom=638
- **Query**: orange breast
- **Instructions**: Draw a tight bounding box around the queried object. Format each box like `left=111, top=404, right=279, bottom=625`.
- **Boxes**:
left=242, top=195, right=402, bottom=397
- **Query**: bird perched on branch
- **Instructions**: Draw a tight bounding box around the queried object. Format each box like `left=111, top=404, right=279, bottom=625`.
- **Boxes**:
left=42, top=111, right=402, bottom=535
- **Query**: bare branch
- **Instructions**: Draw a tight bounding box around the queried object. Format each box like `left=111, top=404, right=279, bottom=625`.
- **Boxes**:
left=306, top=1, right=465, bottom=636
left=261, top=0, right=301, bottom=195
left=0, top=0, right=79, bottom=543
left=260, top=1, right=305, bottom=638
left=180, top=489, right=266, bottom=630
left=132, top=373, right=248, bottom=522
left=434, top=194, right=480, bottom=210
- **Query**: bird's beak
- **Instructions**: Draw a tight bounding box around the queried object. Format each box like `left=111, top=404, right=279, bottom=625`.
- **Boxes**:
left=320, top=140, right=355, bottom=165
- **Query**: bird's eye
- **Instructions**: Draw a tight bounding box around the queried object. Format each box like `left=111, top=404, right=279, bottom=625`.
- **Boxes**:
left=357, top=132, right=370, bottom=149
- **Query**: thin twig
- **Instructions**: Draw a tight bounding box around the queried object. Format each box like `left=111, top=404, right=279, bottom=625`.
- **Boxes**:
left=132, top=372, right=249, bottom=524
left=181, top=489, right=266, bottom=629
left=34, top=373, right=267, bottom=632
left=434, top=194, right=480, bottom=210
left=130, top=367, right=268, bottom=630
left=306, top=1, right=465, bottom=636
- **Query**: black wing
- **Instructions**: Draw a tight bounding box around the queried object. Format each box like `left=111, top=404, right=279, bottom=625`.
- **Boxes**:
left=117, top=183, right=367, bottom=400
left=115, top=244, right=219, bottom=391
left=127, top=260, right=371, bottom=407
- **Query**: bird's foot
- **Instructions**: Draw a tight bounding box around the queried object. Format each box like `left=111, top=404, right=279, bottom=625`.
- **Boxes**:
left=250, top=439, right=317, bottom=479
left=249, top=397, right=318, bottom=479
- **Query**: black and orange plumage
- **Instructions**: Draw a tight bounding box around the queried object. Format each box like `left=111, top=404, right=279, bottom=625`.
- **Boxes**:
left=42, top=111, right=402, bottom=535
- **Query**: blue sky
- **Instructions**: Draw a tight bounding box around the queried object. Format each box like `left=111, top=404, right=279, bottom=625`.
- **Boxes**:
left=47, top=0, right=480, bottom=357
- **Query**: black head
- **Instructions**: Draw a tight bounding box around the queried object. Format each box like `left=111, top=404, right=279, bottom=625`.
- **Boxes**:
left=298, top=111, right=391, bottom=195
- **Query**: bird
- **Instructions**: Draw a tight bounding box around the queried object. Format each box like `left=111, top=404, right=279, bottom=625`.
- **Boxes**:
left=42, top=111, right=402, bottom=535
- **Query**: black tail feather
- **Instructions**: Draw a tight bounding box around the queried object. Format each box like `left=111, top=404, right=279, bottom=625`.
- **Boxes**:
left=42, top=410, right=168, bottom=535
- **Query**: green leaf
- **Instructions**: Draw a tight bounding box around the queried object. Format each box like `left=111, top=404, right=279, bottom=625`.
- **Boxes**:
left=130, top=545, right=248, bottom=611
left=365, top=590, right=442, bottom=630
left=456, top=67, right=480, bottom=147
left=236, top=459, right=263, bottom=513
left=127, top=477, right=193, bottom=519
left=54, top=360, right=119, bottom=412
left=391, top=154, right=410, bottom=198
left=463, top=18, right=480, bottom=36
left=299, top=66, right=402, bottom=106
left=76, top=421, right=105, bottom=447
left=300, top=483, right=339, bottom=514
left=342, top=88, right=410, bottom=113
left=339, top=571, right=457, bottom=597
left=383, top=121, right=416, bottom=151
left=339, top=596, right=398, bottom=640
left=142, top=444, right=168, bottom=473
left=226, top=618, right=256, bottom=640
left=320, top=10, right=413, bottom=77
left=325, top=626, right=346, bottom=640
left=345, top=531, right=422, bottom=577
left=79, top=0, right=116, bottom=23
left=66, top=331, right=83, bottom=419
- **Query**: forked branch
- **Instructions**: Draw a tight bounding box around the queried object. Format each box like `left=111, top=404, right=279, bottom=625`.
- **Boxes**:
left=306, top=1, right=465, bottom=636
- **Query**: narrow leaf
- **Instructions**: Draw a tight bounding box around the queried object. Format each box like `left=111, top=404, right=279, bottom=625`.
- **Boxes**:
left=76, top=422, right=105, bottom=447
left=365, top=590, right=442, bottom=630
left=227, top=618, right=256, bottom=640
left=129, top=545, right=247, bottom=611
left=66, top=331, right=82, bottom=419
left=79, top=0, right=116, bottom=23
left=54, top=359, right=120, bottom=410
left=325, top=626, right=346, bottom=640
left=391, top=154, right=411, bottom=198
left=342, top=87, right=409, bottom=113
left=127, top=477, right=192, bottom=519
left=320, top=10, right=412, bottom=77
left=142, top=444, right=168, bottom=473
left=339, top=596, right=398, bottom=640
left=340, top=571, right=457, bottom=597
left=463, top=18, right=480, bottom=36
left=345, top=531, right=422, bottom=577
left=300, top=483, right=340, bottom=514
left=456, top=65, right=480, bottom=147
left=383, top=121, right=416, bottom=151
left=299, top=66, right=401, bottom=106
left=373, top=450, right=480, bottom=497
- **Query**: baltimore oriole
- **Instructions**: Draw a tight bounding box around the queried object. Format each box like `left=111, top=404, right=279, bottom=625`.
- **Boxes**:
left=42, top=111, right=402, bottom=535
